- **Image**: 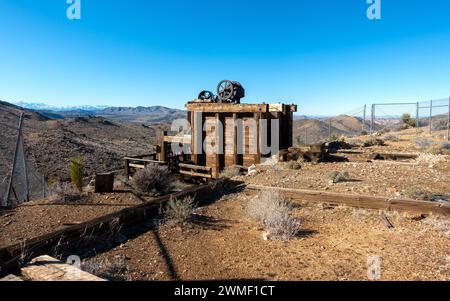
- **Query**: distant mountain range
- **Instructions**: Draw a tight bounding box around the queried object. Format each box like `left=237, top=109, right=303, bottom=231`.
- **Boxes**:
left=12, top=102, right=109, bottom=112
left=12, top=102, right=186, bottom=125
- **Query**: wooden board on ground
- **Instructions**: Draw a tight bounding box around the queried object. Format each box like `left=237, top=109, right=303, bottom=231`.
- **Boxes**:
left=246, top=185, right=450, bottom=217
left=21, top=255, right=104, bottom=281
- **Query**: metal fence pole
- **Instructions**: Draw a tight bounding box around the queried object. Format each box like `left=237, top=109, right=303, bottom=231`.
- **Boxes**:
left=328, top=119, right=332, bottom=140
left=370, top=104, right=375, bottom=135
left=362, top=105, right=367, bottom=132
left=429, top=100, right=433, bottom=135
left=416, top=102, right=419, bottom=135
left=5, top=113, right=24, bottom=207
left=448, top=97, right=450, bottom=141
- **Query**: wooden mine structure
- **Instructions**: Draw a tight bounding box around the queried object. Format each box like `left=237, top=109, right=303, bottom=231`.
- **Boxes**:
left=156, top=101, right=297, bottom=179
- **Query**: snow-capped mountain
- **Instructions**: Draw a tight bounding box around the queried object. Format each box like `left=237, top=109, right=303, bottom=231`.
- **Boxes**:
left=12, top=102, right=109, bottom=112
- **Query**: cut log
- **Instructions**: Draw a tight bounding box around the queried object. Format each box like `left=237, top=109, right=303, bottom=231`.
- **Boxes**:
left=21, top=255, right=104, bottom=281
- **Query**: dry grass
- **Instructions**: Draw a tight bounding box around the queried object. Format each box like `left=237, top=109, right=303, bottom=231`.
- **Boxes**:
left=49, top=182, right=80, bottom=202
left=329, top=171, right=351, bottom=183
left=404, top=187, right=435, bottom=202
left=220, top=166, right=242, bottom=179
left=246, top=189, right=301, bottom=241
left=81, top=257, right=130, bottom=281
left=165, top=196, right=195, bottom=225
left=132, top=164, right=171, bottom=196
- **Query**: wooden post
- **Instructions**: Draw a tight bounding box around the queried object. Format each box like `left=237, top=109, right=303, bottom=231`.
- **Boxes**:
left=233, top=113, right=238, bottom=165
left=254, top=111, right=261, bottom=164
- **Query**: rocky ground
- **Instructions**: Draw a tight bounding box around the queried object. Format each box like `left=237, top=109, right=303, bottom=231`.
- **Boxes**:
left=81, top=190, right=450, bottom=281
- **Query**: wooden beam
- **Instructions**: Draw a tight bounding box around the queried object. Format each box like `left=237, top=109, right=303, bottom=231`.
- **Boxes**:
left=179, top=170, right=213, bottom=179
left=186, top=103, right=268, bottom=113
left=21, top=255, right=105, bottom=281
left=178, top=163, right=212, bottom=172
left=163, top=135, right=191, bottom=144
left=246, top=185, right=450, bottom=217
left=0, top=179, right=235, bottom=277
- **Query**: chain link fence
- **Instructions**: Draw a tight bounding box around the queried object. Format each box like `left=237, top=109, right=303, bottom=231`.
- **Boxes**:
left=0, top=106, right=48, bottom=207
left=295, top=105, right=368, bottom=145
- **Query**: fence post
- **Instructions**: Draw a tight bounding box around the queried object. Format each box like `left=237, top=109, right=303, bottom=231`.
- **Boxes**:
left=362, top=105, right=367, bottom=133
left=328, top=119, right=332, bottom=140
left=370, top=104, right=375, bottom=135
left=416, top=102, right=419, bottom=135
left=5, top=113, right=24, bottom=207
left=448, top=97, right=450, bottom=141
left=429, top=100, right=433, bottom=135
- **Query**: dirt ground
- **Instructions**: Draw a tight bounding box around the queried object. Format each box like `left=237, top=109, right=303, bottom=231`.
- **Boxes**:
left=0, top=191, right=144, bottom=247
left=82, top=190, right=450, bottom=281
left=235, top=156, right=450, bottom=200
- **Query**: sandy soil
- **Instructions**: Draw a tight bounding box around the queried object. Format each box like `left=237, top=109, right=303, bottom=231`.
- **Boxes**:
left=0, top=192, right=143, bottom=247
left=234, top=158, right=450, bottom=200
left=82, top=190, right=450, bottom=281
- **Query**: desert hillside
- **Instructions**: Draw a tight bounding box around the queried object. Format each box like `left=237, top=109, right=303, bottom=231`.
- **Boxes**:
left=0, top=101, right=164, bottom=181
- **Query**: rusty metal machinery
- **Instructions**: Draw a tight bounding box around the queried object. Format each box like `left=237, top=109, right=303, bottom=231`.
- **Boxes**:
left=216, top=80, right=245, bottom=104
left=196, top=80, right=245, bottom=104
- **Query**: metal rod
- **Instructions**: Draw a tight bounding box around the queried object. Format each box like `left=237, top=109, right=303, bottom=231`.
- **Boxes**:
left=362, top=104, right=366, bottom=132
left=415, top=102, right=419, bottom=135
left=429, top=100, right=433, bottom=135
left=4, top=113, right=24, bottom=207
left=448, top=97, right=450, bottom=141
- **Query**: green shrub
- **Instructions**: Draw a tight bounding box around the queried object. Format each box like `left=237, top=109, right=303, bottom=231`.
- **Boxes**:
left=404, top=187, right=434, bottom=201
left=69, top=157, right=84, bottom=193
left=329, top=171, right=351, bottom=183
left=401, top=113, right=416, bottom=127
left=165, top=196, right=195, bottom=225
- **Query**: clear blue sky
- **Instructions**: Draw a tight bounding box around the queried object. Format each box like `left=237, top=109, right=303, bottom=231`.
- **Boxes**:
left=0, top=0, right=449, bottom=115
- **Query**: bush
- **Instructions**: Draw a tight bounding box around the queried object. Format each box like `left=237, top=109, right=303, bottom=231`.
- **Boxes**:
left=412, top=138, right=435, bottom=150
left=383, top=134, right=400, bottom=142
left=329, top=171, right=351, bottom=183
left=363, top=137, right=385, bottom=147
left=427, top=143, right=450, bottom=155
left=401, top=113, right=416, bottom=127
left=132, top=164, right=171, bottom=196
left=404, top=187, right=434, bottom=202
left=69, top=157, right=84, bottom=193
left=165, top=196, right=195, bottom=224
left=49, top=182, right=80, bottom=201
left=247, top=190, right=301, bottom=241
left=220, top=166, right=241, bottom=179
left=277, top=161, right=302, bottom=170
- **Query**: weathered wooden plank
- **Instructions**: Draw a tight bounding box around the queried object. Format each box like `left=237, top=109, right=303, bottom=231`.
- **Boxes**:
left=21, top=255, right=104, bottom=281
left=123, top=158, right=166, bottom=164
left=179, top=170, right=213, bottom=178
left=186, top=103, right=269, bottom=113
left=178, top=163, right=212, bottom=171
left=246, top=185, right=450, bottom=217
left=0, top=274, right=23, bottom=281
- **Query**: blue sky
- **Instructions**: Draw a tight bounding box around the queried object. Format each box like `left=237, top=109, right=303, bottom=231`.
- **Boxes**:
left=0, top=0, right=449, bottom=115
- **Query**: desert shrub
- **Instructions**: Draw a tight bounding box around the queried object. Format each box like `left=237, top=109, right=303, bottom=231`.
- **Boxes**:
left=49, top=182, right=80, bottom=200
left=361, top=130, right=368, bottom=136
left=404, top=187, right=434, bottom=202
left=329, top=171, right=351, bottom=183
left=277, top=161, right=301, bottom=170
left=378, top=128, right=391, bottom=135
left=383, top=134, right=400, bottom=142
left=132, top=164, right=171, bottom=196
left=82, top=258, right=130, bottom=281
left=69, top=157, right=84, bottom=193
left=220, top=166, right=241, bottom=179
left=401, top=113, right=416, bottom=127
left=412, top=138, right=435, bottom=150
left=247, top=189, right=301, bottom=241
left=431, top=119, right=448, bottom=131
left=363, top=137, right=385, bottom=147
left=427, top=143, right=450, bottom=155
left=165, top=196, right=195, bottom=224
